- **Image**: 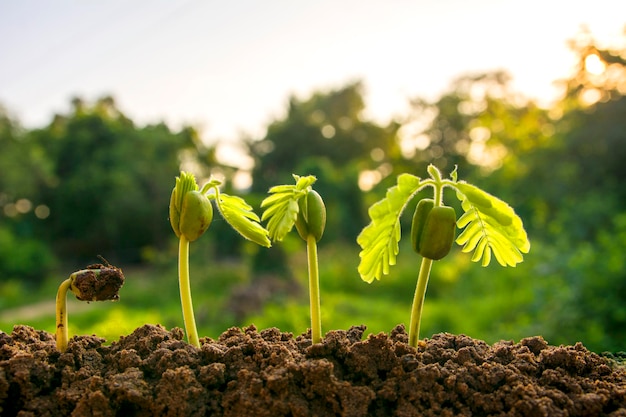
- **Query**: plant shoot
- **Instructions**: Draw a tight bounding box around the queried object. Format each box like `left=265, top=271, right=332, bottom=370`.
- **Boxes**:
left=261, top=175, right=326, bottom=344
left=169, top=171, right=271, bottom=347
left=357, top=165, right=530, bottom=347
left=55, top=262, right=125, bottom=352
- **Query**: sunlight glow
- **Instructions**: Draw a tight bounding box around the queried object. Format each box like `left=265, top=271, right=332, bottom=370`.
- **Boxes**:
left=321, top=124, right=336, bottom=139
left=358, top=170, right=382, bottom=191
left=469, top=126, right=491, bottom=143
left=370, top=148, right=385, bottom=162
left=579, top=88, right=603, bottom=106
left=233, top=171, right=253, bottom=190
left=585, top=54, right=606, bottom=75
left=34, top=205, right=50, bottom=219
left=15, top=198, right=32, bottom=214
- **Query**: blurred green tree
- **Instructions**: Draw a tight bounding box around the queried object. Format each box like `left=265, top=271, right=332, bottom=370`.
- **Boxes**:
left=248, top=82, right=401, bottom=241
left=402, top=71, right=553, bottom=183
left=29, top=97, right=207, bottom=262
left=514, top=30, right=626, bottom=240
left=468, top=31, right=626, bottom=351
left=0, top=106, right=57, bottom=283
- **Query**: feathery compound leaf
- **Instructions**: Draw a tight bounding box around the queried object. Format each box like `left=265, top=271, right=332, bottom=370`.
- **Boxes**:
left=357, top=174, right=424, bottom=283
left=217, top=193, right=271, bottom=247
left=261, top=175, right=317, bottom=242
left=454, top=182, right=530, bottom=267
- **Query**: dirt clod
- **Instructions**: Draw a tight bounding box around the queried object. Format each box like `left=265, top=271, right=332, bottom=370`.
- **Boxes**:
left=72, top=264, right=125, bottom=302
left=1, top=324, right=624, bottom=416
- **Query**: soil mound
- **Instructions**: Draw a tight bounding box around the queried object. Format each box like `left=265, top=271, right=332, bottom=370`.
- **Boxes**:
left=1, top=324, right=625, bottom=416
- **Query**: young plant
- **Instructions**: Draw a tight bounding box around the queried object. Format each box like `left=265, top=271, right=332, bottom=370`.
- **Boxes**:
left=357, top=165, right=530, bottom=347
left=260, top=175, right=326, bottom=344
left=56, top=261, right=125, bottom=352
left=169, top=171, right=271, bottom=347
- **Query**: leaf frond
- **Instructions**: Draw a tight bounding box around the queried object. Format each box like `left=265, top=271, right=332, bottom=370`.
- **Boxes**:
left=357, top=174, right=425, bottom=283
left=261, top=175, right=317, bottom=241
left=454, top=182, right=530, bottom=267
left=216, top=193, right=271, bottom=247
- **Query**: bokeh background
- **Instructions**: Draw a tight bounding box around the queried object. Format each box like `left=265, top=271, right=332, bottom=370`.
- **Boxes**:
left=1, top=1, right=625, bottom=353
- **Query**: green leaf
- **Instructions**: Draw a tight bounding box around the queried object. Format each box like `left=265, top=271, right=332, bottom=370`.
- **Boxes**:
left=449, top=165, right=458, bottom=182
left=357, top=173, right=424, bottom=283
left=427, top=164, right=442, bottom=182
left=261, top=175, right=317, bottom=242
left=454, top=181, right=530, bottom=267
left=216, top=193, right=271, bottom=247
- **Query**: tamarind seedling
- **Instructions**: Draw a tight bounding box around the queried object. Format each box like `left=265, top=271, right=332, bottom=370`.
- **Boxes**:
left=169, top=171, right=270, bottom=347
left=357, top=165, right=530, bottom=347
left=56, top=262, right=125, bottom=352
left=261, top=175, right=326, bottom=344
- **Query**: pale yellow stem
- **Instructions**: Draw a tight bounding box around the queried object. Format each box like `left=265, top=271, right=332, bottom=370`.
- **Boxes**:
left=408, top=257, right=433, bottom=347
left=307, top=234, right=322, bottom=344
left=55, top=277, right=72, bottom=352
left=179, top=236, right=200, bottom=347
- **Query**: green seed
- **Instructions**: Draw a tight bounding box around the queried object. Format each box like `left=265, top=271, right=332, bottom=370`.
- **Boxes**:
left=295, top=190, right=326, bottom=242
left=179, top=190, right=213, bottom=242
left=418, top=205, right=457, bottom=260
left=411, top=199, right=434, bottom=254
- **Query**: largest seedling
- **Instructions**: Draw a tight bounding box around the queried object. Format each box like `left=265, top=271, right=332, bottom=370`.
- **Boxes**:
left=357, top=165, right=530, bottom=347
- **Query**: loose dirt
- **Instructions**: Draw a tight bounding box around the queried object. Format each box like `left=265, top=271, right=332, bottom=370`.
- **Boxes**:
left=71, top=263, right=125, bottom=302
left=1, top=324, right=624, bottom=416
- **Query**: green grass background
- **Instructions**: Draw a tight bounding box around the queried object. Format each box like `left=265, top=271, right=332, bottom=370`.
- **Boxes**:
left=0, top=238, right=582, bottom=351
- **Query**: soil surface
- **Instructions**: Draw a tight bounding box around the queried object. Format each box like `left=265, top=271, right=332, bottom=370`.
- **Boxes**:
left=1, top=324, right=625, bottom=416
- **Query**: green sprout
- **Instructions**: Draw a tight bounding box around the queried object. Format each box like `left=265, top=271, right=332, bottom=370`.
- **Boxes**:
left=169, top=171, right=271, bottom=347
left=260, top=175, right=327, bottom=344
left=357, top=165, right=530, bottom=347
left=56, top=261, right=125, bottom=352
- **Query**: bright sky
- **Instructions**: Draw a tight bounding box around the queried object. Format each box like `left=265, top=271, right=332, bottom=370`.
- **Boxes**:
left=1, top=0, right=624, bottom=145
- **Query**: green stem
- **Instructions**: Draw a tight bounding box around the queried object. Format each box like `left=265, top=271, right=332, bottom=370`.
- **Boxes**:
left=179, top=236, right=200, bottom=347
left=55, top=277, right=72, bottom=352
left=433, top=182, right=443, bottom=206
left=408, top=256, right=433, bottom=347
left=307, top=233, right=322, bottom=344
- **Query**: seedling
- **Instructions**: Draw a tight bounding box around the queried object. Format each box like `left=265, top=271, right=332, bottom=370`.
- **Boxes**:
left=169, top=171, right=271, bottom=347
left=55, top=261, right=125, bottom=352
left=357, top=165, right=530, bottom=347
left=261, top=175, right=326, bottom=344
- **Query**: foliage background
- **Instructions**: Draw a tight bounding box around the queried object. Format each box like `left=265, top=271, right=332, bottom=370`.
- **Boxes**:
left=1, top=35, right=625, bottom=353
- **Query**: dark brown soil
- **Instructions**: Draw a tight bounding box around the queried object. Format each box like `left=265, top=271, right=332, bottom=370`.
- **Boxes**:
left=71, top=263, right=125, bottom=302
left=1, top=324, right=625, bottom=416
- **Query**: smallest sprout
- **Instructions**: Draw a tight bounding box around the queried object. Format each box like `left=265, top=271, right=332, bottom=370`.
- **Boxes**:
left=55, top=262, right=125, bottom=352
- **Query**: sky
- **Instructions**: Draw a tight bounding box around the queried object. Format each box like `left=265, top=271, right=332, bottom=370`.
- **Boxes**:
left=1, top=0, right=625, bottom=147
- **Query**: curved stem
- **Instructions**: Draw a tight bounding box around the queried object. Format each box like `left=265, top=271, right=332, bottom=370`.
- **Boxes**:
left=408, top=257, right=433, bottom=347
left=179, top=236, right=200, bottom=347
left=307, top=234, right=322, bottom=344
left=433, top=182, right=444, bottom=206
left=55, top=277, right=73, bottom=352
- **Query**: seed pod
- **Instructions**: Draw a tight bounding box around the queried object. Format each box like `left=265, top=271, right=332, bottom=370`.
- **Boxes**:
left=411, top=198, right=434, bottom=254
left=418, top=205, right=457, bottom=260
left=295, top=190, right=326, bottom=242
left=178, top=190, right=213, bottom=242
